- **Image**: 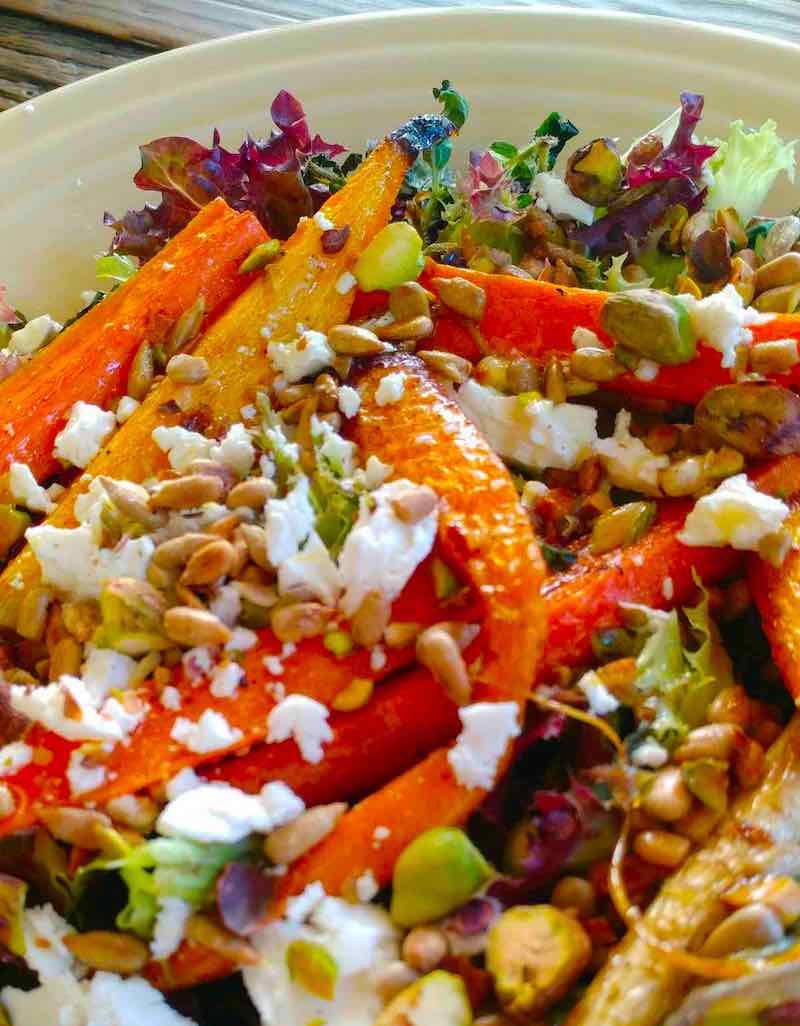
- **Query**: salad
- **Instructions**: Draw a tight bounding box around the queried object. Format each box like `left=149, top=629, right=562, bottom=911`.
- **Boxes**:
left=0, top=81, right=800, bottom=1026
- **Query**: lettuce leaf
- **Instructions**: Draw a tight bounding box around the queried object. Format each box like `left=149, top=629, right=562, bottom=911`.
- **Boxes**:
left=95, top=253, right=137, bottom=288
left=705, top=119, right=796, bottom=224
left=626, top=92, right=716, bottom=188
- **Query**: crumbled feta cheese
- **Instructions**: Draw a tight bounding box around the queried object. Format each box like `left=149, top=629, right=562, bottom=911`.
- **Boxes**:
left=632, top=739, right=670, bottom=769
left=151, top=897, right=192, bottom=961
left=244, top=895, right=400, bottom=1026
left=54, top=402, right=116, bottom=468
left=662, top=575, right=674, bottom=600
left=9, top=314, right=61, bottom=356
left=88, top=972, right=199, bottom=1026
left=338, top=385, right=361, bottom=419
left=375, top=372, right=406, bottom=406
left=3, top=974, right=86, bottom=1026
left=577, top=669, right=620, bottom=716
left=165, top=766, right=205, bottom=800
left=210, top=423, right=255, bottom=478
left=116, top=395, right=140, bottom=423
left=181, top=645, right=215, bottom=684
left=278, top=531, right=342, bottom=606
left=677, top=284, right=773, bottom=369
left=67, top=749, right=107, bottom=795
left=208, top=583, right=241, bottom=627
left=268, top=329, right=333, bottom=385
left=448, top=702, right=521, bottom=790
left=209, top=661, right=245, bottom=698
left=313, top=416, right=356, bottom=477
left=265, top=475, right=315, bottom=567
left=170, top=709, right=243, bottom=754
left=572, top=326, right=601, bottom=348
left=81, top=646, right=136, bottom=704
left=22, top=905, right=78, bottom=980
left=335, top=271, right=358, bottom=295
left=364, top=455, right=393, bottom=489
left=0, top=740, right=32, bottom=776
left=533, top=172, right=595, bottom=224
left=264, top=655, right=284, bottom=676
left=594, top=410, right=669, bottom=495
left=267, top=695, right=333, bottom=764
left=355, top=869, right=379, bottom=903
left=158, top=780, right=302, bottom=844
left=73, top=476, right=108, bottom=540
left=26, top=523, right=154, bottom=600
left=11, top=676, right=123, bottom=743
left=521, top=480, right=549, bottom=508
left=314, top=210, right=335, bottom=230
left=161, top=686, right=182, bottom=710
left=338, top=479, right=438, bottom=617
left=458, top=380, right=598, bottom=472
left=678, top=473, right=790, bottom=554
left=372, top=826, right=390, bottom=848
left=226, top=627, right=258, bottom=653
left=285, top=881, right=327, bottom=923
left=370, top=645, right=387, bottom=672
left=634, top=358, right=660, bottom=382
left=9, top=461, right=54, bottom=513
left=152, top=425, right=213, bottom=472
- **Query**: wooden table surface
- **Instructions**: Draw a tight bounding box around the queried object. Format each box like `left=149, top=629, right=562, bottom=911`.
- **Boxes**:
left=1, top=0, right=799, bottom=112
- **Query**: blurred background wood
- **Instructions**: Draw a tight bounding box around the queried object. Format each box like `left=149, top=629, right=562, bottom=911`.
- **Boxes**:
left=2, top=0, right=800, bottom=111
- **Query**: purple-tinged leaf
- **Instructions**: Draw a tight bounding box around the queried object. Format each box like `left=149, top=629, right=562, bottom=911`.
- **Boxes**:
left=133, top=137, right=218, bottom=209
left=626, top=92, right=717, bottom=188
left=216, top=862, right=273, bottom=936
left=765, top=1003, right=800, bottom=1025
left=570, top=177, right=704, bottom=256
left=0, top=286, right=15, bottom=324
left=444, top=896, right=502, bottom=936
left=460, top=149, right=517, bottom=223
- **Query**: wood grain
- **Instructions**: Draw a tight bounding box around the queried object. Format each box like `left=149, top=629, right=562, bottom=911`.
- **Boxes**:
left=1, top=0, right=800, bottom=111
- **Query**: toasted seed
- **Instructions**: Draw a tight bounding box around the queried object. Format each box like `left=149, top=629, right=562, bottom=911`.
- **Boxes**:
left=632, top=829, right=691, bottom=868
left=659, top=456, right=706, bottom=497
left=238, top=522, right=270, bottom=570
left=264, top=802, right=347, bottom=864
left=186, top=914, right=259, bottom=966
left=708, top=685, right=752, bottom=730
left=377, top=315, right=434, bottom=342
left=754, top=284, right=800, bottom=314
left=227, top=535, right=249, bottom=578
left=730, top=256, right=756, bottom=307
left=755, top=252, right=800, bottom=295
left=733, top=737, right=766, bottom=789
left=432, top=276, right=487, bottom=320
left=205, top=510, right=249, bottom=539
left=271, top=602, right=333, bottom=643
left=16, top=587, right=51, bottom=641
left=544, top=355, right=567, bottom=403
left=153, top=532, right=211, bottom=569
left=570, top=346, right=623, bottom=383
left=674, top=803, right=723, bottom=845
left=98, top=477, right=159, bottom=528
left=149, top=473, right=225, bottom=511
left=163, top=606, right=232, bottom=647
left=350, top=590, right=391, bottom=648
left=105, top=795, right=158, bottom=832
left=313, top=372, right=340, bottom=413
left=127, top=340, right=154, bottom=400
left=506, top=358, right=539, bottom=394
left=64, top=931, right=149, bottom=974
left=61, top=600, right=101, bottom=642
left=181, top=538, right=236, bottom=587
left=475, top=355, right=510, bottom=391
left=416, top=625, right=471, bottom=705
left=402, top=926, right=449, bottom=973
left=184, top=458, right=237, bottom=491
left=673, top=723, right=743, bottom=763
left=389, top=281, right=431, bottom=322
left=175, top=584, right=206, bottom=610
left=384, top=621, right=421, bottom=649
left=48, top=636, right=83, bottom=680
left=701, top=902, right=784, bottom=957
left=239, top=239, right=282, bottom=273
left=275, top=383, right=314, bottom=409
left=227, top=478, right=276, bottom=511
left=750, top=338, right=800, bottom=375
left=235, top=580, right=278, bottom=608
left=390, top=484, right=438, bottom=524
left=417, top=349, right=473, bottom=385
left=332, top=677, right=374, bottom=711
left=375, top=960, right=420, bottom=1002
left=641, top=766, right=693, bottom=823
left=39, top=806, right=112, bottom=849
left=551, top=877, right=597, bottom=917
left=166, top=296, right=205, bottom=357
left=328, top=323, right=389, bottom=356
left=166, top=353, right=209, bottom=385
left=502, top=264, right=534, bottom=280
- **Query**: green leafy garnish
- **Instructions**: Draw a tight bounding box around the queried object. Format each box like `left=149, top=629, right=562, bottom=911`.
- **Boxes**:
left=309, top=471, right=359, bottom=557
left=535, top=112, right=580, bottom=169
left=95, top=252, right=138, bottom=287
left=540, top=541, right=578, bottom=571
left=432, top=80, right=470, bottom=132
left=706, top=119, right=796, bottom=224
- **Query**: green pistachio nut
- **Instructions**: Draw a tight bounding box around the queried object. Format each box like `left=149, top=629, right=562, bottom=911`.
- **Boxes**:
left=0, top=505, right=30, bottom=560
left=374, top=971, right=472, bottom=1026
left=695, top=382, right=800, bottom=459
left=390, top=827, right=491, bottom=927
left=0, top=873, right=27, bottom=957
left=681, top=758, right=729, bottom=814
left=486, top=905, right=591, bottom=1019
left=600, top=289, right=697, bottom=365
left=590, top=500, right=656, bottom=556
left=286, top=939, right=338, bottom=1001
left=565, top=137, right=623, bottom=207
left=96, top=577, right=169, bottom=655
left=354, top=222, right=424, bottom=292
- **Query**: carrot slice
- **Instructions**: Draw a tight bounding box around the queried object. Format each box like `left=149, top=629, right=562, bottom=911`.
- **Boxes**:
left=0, top=136, right=412, bottom=631
left=271, top=354, right=545, bottom=910
left=0, top=198, right=266, bottom=500
left=415, top=261, right=800, bottom=405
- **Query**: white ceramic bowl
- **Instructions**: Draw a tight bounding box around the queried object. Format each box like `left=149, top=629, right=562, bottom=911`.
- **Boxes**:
left=2, top=7, right=799, bottom=318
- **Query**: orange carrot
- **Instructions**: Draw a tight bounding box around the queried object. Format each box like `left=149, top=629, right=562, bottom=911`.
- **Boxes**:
left=0, top=198, right=266, bottom=498
left=272, top=355, right=546, bottom=910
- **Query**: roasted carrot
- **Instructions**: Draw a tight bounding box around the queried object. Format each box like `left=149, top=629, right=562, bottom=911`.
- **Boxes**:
left=271, top=354, right=546, bottom=910
left=0, top=198, right=266, bottom=501
left=0, top=135, right=412, bottom=631
left=410, top=261, right=800, bottom=405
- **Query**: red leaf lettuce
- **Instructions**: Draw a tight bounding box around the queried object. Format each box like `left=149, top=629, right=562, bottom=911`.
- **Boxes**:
left=626, top=91, right=717, bottom=187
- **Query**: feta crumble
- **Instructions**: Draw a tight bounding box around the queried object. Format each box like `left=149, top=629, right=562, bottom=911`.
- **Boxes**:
left=448, top=701, right=521, bottom=790
left=677, top=284, right=773, bottom=369
left=363, top=455, right=393, bottom=489
left=594, top=410, right=669, bottom=495
left=338, top=385, right=361, bottom=418
left=632, top=739, right=670, bottom=769
left=9, top=462, right=55, bottom=513
left=11, top=677, right=124, bottom=743
left=209, top=661, right=245, bottom=698
left=67, top=750, right=107, bottom=795
left=21, top=905, right=77, bottom=980
left=116, top=395, right=140, bottom=423
left=165, top=766, right=205, bottom=800
left=314, top=210, right=335, bottom=230
left=54, top=402, right=116, bottom=468
left=152, top=425, right=213, bottom=472
left=533, top=172, right=595, bottom=224
left=268, top=329, right=333, bottom=385
left=278, top=530, right=342, bottom=606
left=572, top=326, right=601, bottom=348
left=577, top=669, right=620, bottom=716
left=0, top=740, right=33, bottom=776
left=81, top=646, right=136, bottom=704
left=267, top=695, right=333, bottom=764
left=9, top=313, right=61, bottom=356
left=336, top=271, right=358, bottom=295
left=157, top=780, right=304, bottom=844
left=375, top=372, right=406, bottom=406
left=151, top=897, right=192, bottom=961
left=265, top=475, right=315, bottom=567
left=678, top=473, right=790, bottom=555
left=210, top=422, right=255, bottom=478
left=170, top=709, right=243, bottom=754
left=354, top=869, right=379, bottom=903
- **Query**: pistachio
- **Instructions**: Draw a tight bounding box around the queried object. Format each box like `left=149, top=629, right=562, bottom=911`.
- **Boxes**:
left=762, top=215, right=800, bottom=264
left=753, top=284, right=800, bottom=314
left=98, top=477, right=159, bottom=528
left=163, top=606, right=232, bottom=647
left=694, top=382, right=800, bottom=458
left=166, top=353, right=209, bottom=385
left=181, top=538, right=236, bottom=587
left=390, top=827, right=491, bottom=927
left=375, top=971, right=471, bottom=1026
left=570, top=346, right=623, bottom=383
left=730, top=255, right=756, bottom=306
left=64, top=930, right=149, bottom=974
left=389, top=281, right=431, bottom=322
left=565, top=137, right=623, bottom=206
left=417, top=349, right=473, bottom=385
left=185, top=913, right=259, bottom=966
left=750, top=338, right=800, bottom=375
left=600, top=289, right=697, bottom=365
left=754, top=252, right=800, bottom=294
left=543, top=355, right=567, bottom=403
left=0, top=505, right=30, bottom=560
left=432, top=276, right=487, bottom=321
left=486, top=906, right=591, bottom=1018
left=239, top=239, right=282, bottom=273
left=127, top=340, right=154, bottom=400
left=264, top=802, right=347, bottom=864
left=271, top=602, right=333, bottom=643
left=331, top=677, right=373, bottom=711
left=590, top=501, right=656, bottom=555
left=690, top=228, right=732, bottom=283
left=506, top=358, right=539, bottom=394
left=149, top=473, right=225, bottom=511
left=327, top=323, right=390, bottom=356
left=152, top=532, right=211, bottom=569
left=286, top=938, right=338, bottom=1000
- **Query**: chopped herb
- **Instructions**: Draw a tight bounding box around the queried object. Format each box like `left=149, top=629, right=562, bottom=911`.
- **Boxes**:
left=540, top=541, right=578, bottom=570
